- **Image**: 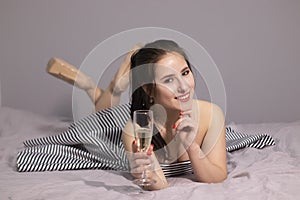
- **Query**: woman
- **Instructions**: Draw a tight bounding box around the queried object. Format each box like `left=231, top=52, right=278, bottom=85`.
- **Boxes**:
left=122, top=40, right=227, bottom=190
left=20, top=39, right=273, bottom=188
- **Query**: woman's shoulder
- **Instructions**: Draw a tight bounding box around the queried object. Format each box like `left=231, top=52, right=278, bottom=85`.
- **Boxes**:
left=193, top=99, right=225, bottom=126
left=194, top=100, right=224, bottom=114
left=123, top=118, right=134, bottom=135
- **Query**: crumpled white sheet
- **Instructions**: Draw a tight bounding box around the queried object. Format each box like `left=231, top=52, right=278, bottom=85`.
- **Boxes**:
left=0, top=107, right=299, bottom=200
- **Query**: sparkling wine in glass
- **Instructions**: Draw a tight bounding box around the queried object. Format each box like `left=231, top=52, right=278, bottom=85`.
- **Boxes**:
left=133, top=110, right=155, bottom=186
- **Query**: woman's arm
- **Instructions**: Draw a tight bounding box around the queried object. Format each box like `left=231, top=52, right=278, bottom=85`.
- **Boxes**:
left=187, top=104, right=227, bottom=183
left=122, top=120, right=168, bottom=190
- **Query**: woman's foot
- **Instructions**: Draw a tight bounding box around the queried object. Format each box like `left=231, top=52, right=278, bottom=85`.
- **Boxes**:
left=47, top=57, right=102, bottom=103
left=111, top=44, right=142, bottom=94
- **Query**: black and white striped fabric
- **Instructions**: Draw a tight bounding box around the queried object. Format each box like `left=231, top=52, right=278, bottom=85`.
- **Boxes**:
left=17, top=104, right=275, bottom=177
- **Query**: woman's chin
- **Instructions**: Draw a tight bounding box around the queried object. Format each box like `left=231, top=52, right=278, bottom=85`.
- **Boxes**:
left=178, top=99, right=193, bottom=112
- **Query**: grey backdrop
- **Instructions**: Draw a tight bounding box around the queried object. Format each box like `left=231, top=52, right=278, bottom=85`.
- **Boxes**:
left=0, top=0, right=299, bottom=123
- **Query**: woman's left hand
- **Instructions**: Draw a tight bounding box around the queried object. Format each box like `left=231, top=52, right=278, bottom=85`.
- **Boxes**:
left=173, top=110, right=198, bottom=149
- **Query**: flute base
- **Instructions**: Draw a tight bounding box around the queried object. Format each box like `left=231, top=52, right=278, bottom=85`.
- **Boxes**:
left=133, top=178, right=156, bottom=187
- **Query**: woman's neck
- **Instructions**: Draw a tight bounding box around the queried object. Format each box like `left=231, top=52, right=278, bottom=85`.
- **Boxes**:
left=154, top=108, right=180, bottom=143
left=166, top=109, right=180, bottom=128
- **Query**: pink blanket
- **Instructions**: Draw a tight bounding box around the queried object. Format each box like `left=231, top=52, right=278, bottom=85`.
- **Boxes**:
left=0, top=107, right=299, bottom=199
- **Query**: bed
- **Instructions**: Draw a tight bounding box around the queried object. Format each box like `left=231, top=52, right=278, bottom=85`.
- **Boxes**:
left=0, top=106, right=299, bottom=200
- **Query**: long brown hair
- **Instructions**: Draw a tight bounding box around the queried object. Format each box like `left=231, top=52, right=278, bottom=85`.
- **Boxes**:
left=130, top=39, right=192, bottom=119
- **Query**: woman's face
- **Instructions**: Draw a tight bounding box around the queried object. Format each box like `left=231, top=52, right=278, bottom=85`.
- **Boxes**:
left=153, top=52, right=195, bottom=112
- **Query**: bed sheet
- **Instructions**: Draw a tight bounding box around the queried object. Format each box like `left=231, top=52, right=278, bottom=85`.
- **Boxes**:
left=0, top=107, right=299, bottom=200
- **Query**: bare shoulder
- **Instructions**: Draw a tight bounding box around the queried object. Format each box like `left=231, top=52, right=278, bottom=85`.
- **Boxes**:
left=195, top=100, right=224, bottom=117
left=193, top=100, right=225, bottom=130
left=121, top=119, right=135, bottom=152
left=123, top=118, right=134, bottom=136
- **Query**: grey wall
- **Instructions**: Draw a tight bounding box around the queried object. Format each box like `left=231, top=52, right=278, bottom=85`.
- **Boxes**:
left=0, top=0, right=299, bottom=123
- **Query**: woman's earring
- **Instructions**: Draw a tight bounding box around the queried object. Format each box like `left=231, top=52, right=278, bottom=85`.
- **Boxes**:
left=149, top=97, right=154, bottom=105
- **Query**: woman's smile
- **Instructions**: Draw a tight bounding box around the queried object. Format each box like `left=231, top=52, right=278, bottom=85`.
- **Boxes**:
left=175, top=92, right=190, bottom=102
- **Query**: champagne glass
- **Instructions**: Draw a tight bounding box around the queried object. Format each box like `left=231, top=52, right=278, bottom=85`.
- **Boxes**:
left=133, top=110, right=155, bottom=186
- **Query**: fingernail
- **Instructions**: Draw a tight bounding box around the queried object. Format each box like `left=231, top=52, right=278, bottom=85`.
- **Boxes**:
left=147, top=150, right=152, bottom=156
left=179, top=111, right=183, bottom=115
left=150, top=144, right=154, bottom=149
left=172, top=124, right=177, bottom=129
left=133, top=140, right=136, bottom=145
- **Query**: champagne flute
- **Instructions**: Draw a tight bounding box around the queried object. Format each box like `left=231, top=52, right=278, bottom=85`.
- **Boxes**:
left=133, top=110, right=155, bottom=186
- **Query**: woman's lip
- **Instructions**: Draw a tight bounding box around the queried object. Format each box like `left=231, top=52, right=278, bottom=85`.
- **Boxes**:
left=175, top=93, right=190, bottom=102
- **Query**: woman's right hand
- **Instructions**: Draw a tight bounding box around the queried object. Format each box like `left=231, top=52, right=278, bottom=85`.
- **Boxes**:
left=128, top=140, right=154, bottom=178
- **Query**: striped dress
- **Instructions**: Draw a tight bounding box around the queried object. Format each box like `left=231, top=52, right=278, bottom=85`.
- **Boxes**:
left=17, top=104, right=275, bottom=177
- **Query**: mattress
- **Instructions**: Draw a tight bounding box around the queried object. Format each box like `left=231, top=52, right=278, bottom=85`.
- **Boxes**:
left=0, top=106, right=299, bottom=199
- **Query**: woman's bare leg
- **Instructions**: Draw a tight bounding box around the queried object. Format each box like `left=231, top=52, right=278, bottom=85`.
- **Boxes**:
left=47, top=57, right=103, bottom=105
left=46, top=44, right=141, bottom=112
left=94, top=44, right=141, bottom=111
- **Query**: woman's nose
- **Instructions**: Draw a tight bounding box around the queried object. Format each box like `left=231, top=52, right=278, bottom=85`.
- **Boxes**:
left=177, top=77, right=189, bottom=93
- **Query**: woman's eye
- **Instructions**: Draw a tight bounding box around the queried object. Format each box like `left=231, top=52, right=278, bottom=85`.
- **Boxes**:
left=182, top=70, right=190, bottom=76
left=163, top=78, right=173, bottom=83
